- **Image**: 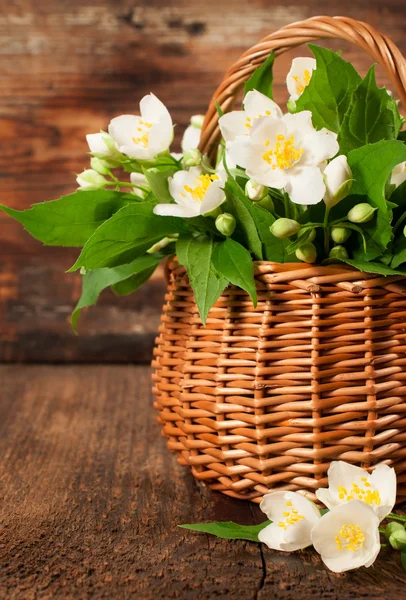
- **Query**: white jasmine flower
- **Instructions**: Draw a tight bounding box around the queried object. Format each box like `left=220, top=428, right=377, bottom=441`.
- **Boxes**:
left=76, top=169, right=108, bottom=190
left=153, top=167, right=226, bottom=218
left=258, top=491, right=321, bottom=552
left=391, top=161, right=406, bottom=188
left=311, top=500, right=380, bottom=573
left=181, top=114, right=205, bottom=152
left=323, top=155, right=353, bottom=209
left=108, top=94, right=173, bottom=160
left=219, top=90, right=283, bottom=143
left=227, top=111, right=338, bottom=205
left=316, top=461, right=396, bottom=522
left=287, top=57, right=317, bottom=102
left=130, top=172, right=149, bottom=198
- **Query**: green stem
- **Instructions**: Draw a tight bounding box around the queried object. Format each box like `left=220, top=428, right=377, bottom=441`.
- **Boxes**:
left=388, top=513, right=406, bottom=523
left=107, top=181, right=137, bottom=188
left=284, top=193, right=291, bottom=219
left=393, top=211, right=406, bottom=235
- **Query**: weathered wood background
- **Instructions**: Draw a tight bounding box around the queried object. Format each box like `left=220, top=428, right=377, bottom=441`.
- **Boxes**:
left=1, top=0, right=406, bottom=362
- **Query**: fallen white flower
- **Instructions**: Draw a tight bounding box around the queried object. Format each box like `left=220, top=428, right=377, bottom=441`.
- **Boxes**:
left=311, top=500, right=380, bottom=573
left=258, top=491, right=321, bottom=552
left=316, top=461, right=396, bottom=522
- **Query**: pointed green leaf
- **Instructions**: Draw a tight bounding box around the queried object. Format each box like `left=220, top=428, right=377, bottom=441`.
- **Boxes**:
left=339, top=66, right=403, bottom=153
left=0, top=190, right=136, bottom=247
left=224, top=178, right=263, bottom=259
left=347, top=140, right=406, bottom=260
left=72, top=253, right=162, bottom=330
left=213, top=238, right=257, bottom=306
left=338, top=258, right=406, bottom=276
left=179, top=520, right=271, bottom=542
left=295, top=45, right=361, bottom=132
left=70, top=203, right=187, bottom=270
left=244, top=52, right=275, bottom=99
left=176, top=235, right=228, bottom=325
left=143, top=166, right=178, bottom=204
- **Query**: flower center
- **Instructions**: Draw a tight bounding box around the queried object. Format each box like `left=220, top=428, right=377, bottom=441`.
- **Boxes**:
left=132, top=119, right=153, bottom=148
left=244, top=110, right=273, bottom=131
left=335, top=524, right=365, bottom=552
left=337, top=478, right=381, bottom=506
left=292, top=69, right=312, bottom=94
left=262, top=134, right=304, bottom=170
left=277, top=500, right=305, bottom=530
left=182, top=173, right=219, bottom=202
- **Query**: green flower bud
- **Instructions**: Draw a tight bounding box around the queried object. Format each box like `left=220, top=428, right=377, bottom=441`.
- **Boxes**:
left=329, top=245, right=349, bottom=260
left=182, top=148, right=203, bottom=167
left=245, top=179, right=268, bottom=201
left=147, top=235, right=178, bottom=254
left=287, top=99, right=296, bottom=113
left=385, top=521, right=405, bottom=539
left=296, top=242, right=317, bottom=264
left=191, top=114, right=205, bottom=129
left=76, top=169, right=108, bottom=190
left=331, top=226, right=351, bottom=244
left=90, top=156, right=112, bottom=175
left=389, top=528, right=406, bottom=550
left=347, top=203, right=377, bottom=224
left=215, top=213, right=236, bottom=237
left=270, top=218, right=301, bottom=239
left=403, top=223, right=406, bottom=237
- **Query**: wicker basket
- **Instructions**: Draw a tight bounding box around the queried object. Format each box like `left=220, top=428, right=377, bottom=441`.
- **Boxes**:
left=152, top=16, right=406, bottom=504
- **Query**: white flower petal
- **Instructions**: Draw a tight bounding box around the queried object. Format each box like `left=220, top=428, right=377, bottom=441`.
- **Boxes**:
left=315, top=488, right=336, bottom=510
left=282, top=111, right=315, bottom=139
left=301, top=128, right=339, bottom=165
left=369, top=463, right=397, bottom=519
left=226, top=138, right=254, bottom=169
left=153, top=203, right=198, bottom=218
left=258, top=522, right=285, bottom=550
left=219, top=111, right=248, bottom=143
left=108, top=115, right=140, bottom=148
left=250, top=116, right=287, bottom=146
left=181, top=124, right=201, bottom=152
left=285, top=166, right=325, bottom=205
left=244, top=90, right=283, bottom=120
left=140, top=93, right=172, bottom=129
left=391, top=161, right=406, bottom=187
left=281, top=519, right=314, bottom=551
left=286, top=57, right=316, bottom=102
left=200, top=181, right=226, bottom=214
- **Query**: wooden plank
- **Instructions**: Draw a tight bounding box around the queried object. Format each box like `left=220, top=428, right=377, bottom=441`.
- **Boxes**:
left=1, top=0, right=406, bottom=362
left=0, top=364, right=405, bottom=599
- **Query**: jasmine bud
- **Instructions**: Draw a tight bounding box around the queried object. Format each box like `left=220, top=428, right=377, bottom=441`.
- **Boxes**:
left=245, top=179, right=268, bottom=201
left=389, top=528, right=406, bottom=550
left=329, top=245, right=349, bottom=260
left=76, top=169, right=108, bottom=190
left=270, top=218, right=301, bottom=239
left=347, top=203, right=377, bottom=224
left=385, top=521, right=405, bottom=539
left=296, top=242, right=317, bottom=264
left=331, top=226, right=351, bottom=244
left=182, top=148, right=203, bottom=167
left=90, top=156, right=112, bottom=175
left=215, top=213, right=236, bottom=237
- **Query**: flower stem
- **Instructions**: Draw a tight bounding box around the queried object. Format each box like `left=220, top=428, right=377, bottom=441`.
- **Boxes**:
left=388, top=513, right=406, bottom=523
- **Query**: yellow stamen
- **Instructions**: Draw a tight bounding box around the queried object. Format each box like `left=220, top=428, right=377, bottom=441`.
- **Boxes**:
left=335, top=524, right=365, bottom=552
left=183, top=174, right=219, bottom=202
left=262, top=134, right=303, bottom=170
left=132, top=119, right=153, bottom=148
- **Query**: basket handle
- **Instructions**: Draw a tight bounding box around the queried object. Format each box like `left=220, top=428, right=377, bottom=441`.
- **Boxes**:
left=199, top=15, right=406, bottom=162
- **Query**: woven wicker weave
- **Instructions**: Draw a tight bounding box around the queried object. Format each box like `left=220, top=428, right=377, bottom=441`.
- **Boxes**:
left=152, top=16, right=406, bottom=504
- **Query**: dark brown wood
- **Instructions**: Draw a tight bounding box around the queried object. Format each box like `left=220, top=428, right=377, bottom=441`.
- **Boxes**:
left=1, top=1, right=406, bottom=362
left=0, top=364, right=405, bottom=599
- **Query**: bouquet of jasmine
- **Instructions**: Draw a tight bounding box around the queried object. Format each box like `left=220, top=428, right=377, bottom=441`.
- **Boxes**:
left=3, top=45, right=406, bottom=327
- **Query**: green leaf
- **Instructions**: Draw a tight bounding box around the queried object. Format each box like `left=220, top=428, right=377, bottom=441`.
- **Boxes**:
left=0, top=190, right=135, bottom=247
left=111, top=266, right=156, bottom=296
left=252, top=204, right=298, bottom=262
left=338, top=257, right=406, bottom=276
left=295, top=45, right=361, bottom=132
left=70, top=203, right=187, bottom=270
left=213, top=238, right=257, bottom=306
left=71, top=253, right=162, bottom=330
left=179, top=520, right=271, bottom=542
left=391, top=235, right=406, bottom=269
left=176, top=235, right=228, bottom=325
left=224, top=178, right=263, bottom=259
left=143, top=166, right=178, bottom=204
left=347, top=140, right=406, bottom=260
left=339, top=66, right=403, bottom=153
left=244, top=52, right=275, bottom=99
left=391, top=180, right=406, bottom=223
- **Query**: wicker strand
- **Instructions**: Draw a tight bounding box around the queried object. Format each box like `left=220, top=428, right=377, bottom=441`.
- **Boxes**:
left=199, top=15, right=406, bottom=161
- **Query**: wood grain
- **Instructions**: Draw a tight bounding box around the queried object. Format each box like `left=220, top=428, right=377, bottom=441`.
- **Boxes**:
left=1, top=0, right=406, bottom=361
left=0, top=364, right=404, bottom=599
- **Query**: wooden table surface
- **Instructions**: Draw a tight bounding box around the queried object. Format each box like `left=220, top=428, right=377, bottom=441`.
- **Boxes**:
left=0, top=364, right=405, bottom=600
